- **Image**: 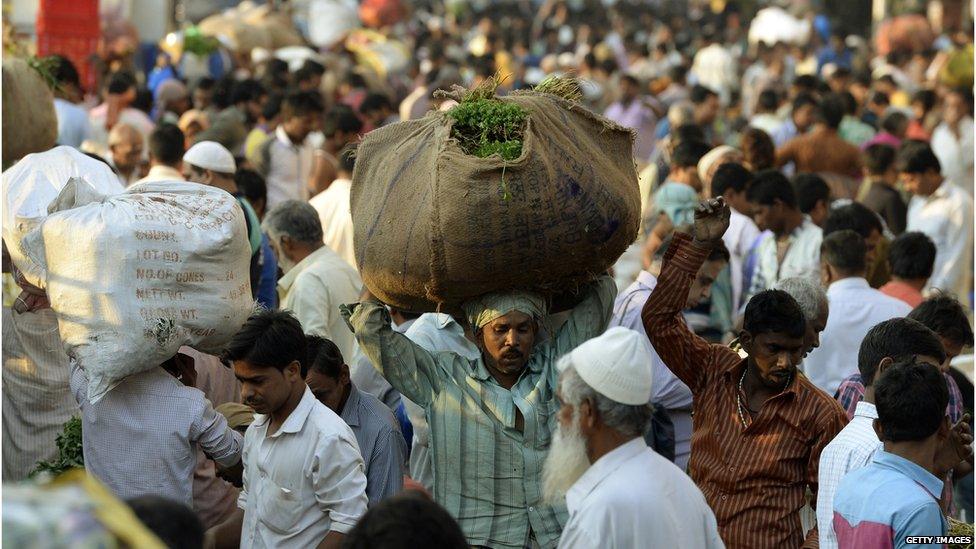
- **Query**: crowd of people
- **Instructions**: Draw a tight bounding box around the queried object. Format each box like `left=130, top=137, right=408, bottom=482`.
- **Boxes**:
left=4, top=0, right=976, bottom=548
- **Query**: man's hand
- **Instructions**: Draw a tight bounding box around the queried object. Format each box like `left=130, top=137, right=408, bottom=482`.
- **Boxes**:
left=935, top=414, right=973, bottom=476
left=692, top=197, right=731, bottom=245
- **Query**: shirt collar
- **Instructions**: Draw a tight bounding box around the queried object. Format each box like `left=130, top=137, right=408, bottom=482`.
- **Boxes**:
left=253, top=386, right=318, bottom=437
left=928, top=181, right=952, bottom=201
left=146, top=165, right=184, bottom=180
left=853, top=400, right=878, bottom=420
left=277, top=246, right=332, bottom=293
left=340, top=384, right=362, bottom=428
left=828, top=277, right=870, bottom=293
left=275, top=124, right=300, bottom=148
left=566, top=438, right=647, bottom=512
left=873, top=450, right=944, bottom=501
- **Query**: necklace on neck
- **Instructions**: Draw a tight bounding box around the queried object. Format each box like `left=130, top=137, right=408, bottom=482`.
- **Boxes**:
left=736, top=367, right=792, bottom=429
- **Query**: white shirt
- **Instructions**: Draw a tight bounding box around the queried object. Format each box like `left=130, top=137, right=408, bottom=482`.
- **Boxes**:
left=748, top=215, right=822, bottom=298
left=610, top=271, right=694, bottom=470
left=931, top=117, right=974, bottom=196
left=803, top=278, right=911, bottom=395
left=70, top=363, right=242, bottom=508
left=238, top=387, right=367, bottom=549
left=136, top=164, right=184, bottom=184
left=266, top=125, right=315, bottom=209
left=749, top=114, right=784, bottom=137
left=817, top=401, right=882, bottom=549
left=279, top=246, right=362, bottom=363
left=309, top=178, right=357, bottom=270
left=53, top=98, right=91, bottom=148
left=691, top=43, right=737, bottom=104
left=907, top=181, right=974, bottom=299
left=723, top=209, right=762, bottom=313
left=558, top=438, right=724, bottom=549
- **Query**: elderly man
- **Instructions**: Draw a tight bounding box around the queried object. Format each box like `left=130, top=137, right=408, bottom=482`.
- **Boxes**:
left=544, top=327, right=723, bottom=548
left=107, top=122, right=145, bottom=187
left=774, top=277, right=829, bottom=361
left=342, top=275, right=617, bottom=549
left=265, top=201, right=362, bottom=363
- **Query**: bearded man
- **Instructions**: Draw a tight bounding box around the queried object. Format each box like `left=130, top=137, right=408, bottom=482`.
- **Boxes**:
left=543, top=327, right=723, bottom=549
left=341, top=275, right=617, bottom=549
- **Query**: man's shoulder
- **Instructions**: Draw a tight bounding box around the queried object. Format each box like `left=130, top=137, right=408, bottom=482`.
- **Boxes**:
left=356, top=389, right=401, bottom=433
left=795, top=375, right=847, bottom=417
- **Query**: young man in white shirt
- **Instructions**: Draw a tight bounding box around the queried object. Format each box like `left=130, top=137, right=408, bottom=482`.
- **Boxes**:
left=309, top=145, right=357, bottom=270
left=898, top=142, right=974, bottom=300
left=257, top=91, right=325, bottom=210
left=930, top=88, right=974, bottom=196
left=545, top=328, right=723, bottom=549
left=745, top=170, right=823, bottom=299
left=803, top=230, right=911, bottom=395
left=209, top=311, right=367, bottom=549
left=816, top=318, right=948, bottom=549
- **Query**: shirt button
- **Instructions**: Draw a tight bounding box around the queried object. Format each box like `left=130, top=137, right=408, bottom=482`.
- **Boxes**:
left=721, top=494, right=728, bottom=501
left=529, top=506, right=535, bottom=512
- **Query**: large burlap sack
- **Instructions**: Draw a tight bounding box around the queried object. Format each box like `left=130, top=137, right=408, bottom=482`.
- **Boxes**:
left=351, top=91, right=640, bottom=312
left=198, top=15, right=273, bottom=54
left=2, top=58, right=58, bottom=165
left=22, top=179, right=253, bottom=403
left=2, top=147, right=125, bottom=287
left=239, top=3, right=305, bottom=49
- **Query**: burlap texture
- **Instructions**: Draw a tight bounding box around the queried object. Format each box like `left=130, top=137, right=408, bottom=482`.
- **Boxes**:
left=2, top=59, right=58, bottom=165
left=351, top=91, right=639, bottom=312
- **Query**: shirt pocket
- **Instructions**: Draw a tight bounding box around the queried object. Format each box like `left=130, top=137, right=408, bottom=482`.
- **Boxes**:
left=257, top=481, right=302, bottom=534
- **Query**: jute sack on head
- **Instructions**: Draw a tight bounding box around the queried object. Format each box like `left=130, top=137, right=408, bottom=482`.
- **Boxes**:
left=351, top=90, right=640, bottom=312
left=22, top=179, right=253, bottom=403
left=2, top=58, right=58, bottom=164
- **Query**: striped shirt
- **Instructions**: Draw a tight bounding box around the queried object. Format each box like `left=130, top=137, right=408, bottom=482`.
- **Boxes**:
left=642, top=232, right=848, bottom=549
left=341, top=276, right=617, bottom=549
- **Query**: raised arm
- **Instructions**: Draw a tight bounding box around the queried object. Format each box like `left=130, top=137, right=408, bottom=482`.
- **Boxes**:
left=641, top=199, right=739, bottom=394
left=340, top=301, right=445, bottom=408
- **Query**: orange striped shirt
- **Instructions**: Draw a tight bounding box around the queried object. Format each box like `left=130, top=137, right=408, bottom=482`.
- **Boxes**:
left=642, top=232, right=848, bottom=549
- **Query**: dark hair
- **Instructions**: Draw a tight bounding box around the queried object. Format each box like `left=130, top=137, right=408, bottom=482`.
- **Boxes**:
left=106, top=71, right=136, bottom=94
left=343, top=493, right=468, bottom=549
left=868, top=90, right=890, bottom=107
left=338, top=144, right=357, bottom=174
left=300, top=59, right=326, bottom=76
left=880, top=111, right=909, bottom=136
left=195, top=77, right=216, bottom=92
left=360, top=93, right=393, bottom=115
left=875, top=357, right=948, bottom=442
left=235, top=169, right=267, bottom=207
left=671, top=124, right=707, bottom=147
left=746, top=169, right=796, bottom=208
left=690, top=84, right=718, bottom=105
left=133, top=87, right=153, bottom=115
left=817, top=93, right=846, bottom=129
left=669, top=64, right=688, bottom=83
left=620, top=74, right=640, bottom=88
left=793, top=75, right=820, bottom=93
left=324, top=105, right=364, bottom=137
left=711, top=163, right=753, bottom=198
left=863, top=144, right=897, bottom=175
left=858, top=318, right=945, bottom=386
left=210, top=76, right=235, bottom=110
left=821, top=229, right=866, bottom=274
left=282, top=90, right=325, bottom=119
left=896, top=141, right=941, bottom=174
left=261, top=92, right=284, bottom=121
left=838, top=91, right=859, bottom=115
left=823, top=202, right=883, bottom=239
left=49, top=54, right=81, bottom=88
left=126, top=496, right=204, bottom=549
left=230, top=79, right=266, bottom=106
left=888, top=231, right=936, bottom=281
left=909, top=295, right=975, bottom=348
left=912, top=89, right=937, bottom=112
left=148, top=123, right=185, bottom=166
left=791, top=91, right=819, bottom=113
left=740, top=128, right=775, bottom=171
left=948, top=87, right=975, bottom=115
left=293, top=65, right=321, bottom=85
left=304, top=334, right=344, bottom=379
left=743, top=289, right=807, bottom=338
left=792, top=173, right=830, bottom=214
left=756, top=89, right=780, bottom=113
left=222, top=310, right=307, bottom=371
left=671, top=140, right=711, bottom=169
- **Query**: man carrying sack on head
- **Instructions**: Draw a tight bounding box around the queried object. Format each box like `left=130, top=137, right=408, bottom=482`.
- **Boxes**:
left=340, top=275, right=617, bottom=549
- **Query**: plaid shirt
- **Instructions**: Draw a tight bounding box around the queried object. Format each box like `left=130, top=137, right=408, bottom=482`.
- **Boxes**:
left=835, top=372, right=964, bottom=423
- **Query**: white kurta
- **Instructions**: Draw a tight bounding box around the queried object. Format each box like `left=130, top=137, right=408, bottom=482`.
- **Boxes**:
left=309, top=178, right=357, bottom=270
left=558, top=438, right=725, bottom=549
left=907, top=181, right=974, bottom=300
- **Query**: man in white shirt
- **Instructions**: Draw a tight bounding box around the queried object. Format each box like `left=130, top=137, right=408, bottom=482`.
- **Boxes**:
left=209, top=311, right=368, bottom=549
left=137, top=123, right=186, bottom=184
left=711, top=163, right=762, bottom=312
left=263, top=200, right=362, bottom=363
left=803, top=230, right=911, bottom=395
left=544, top=328, right=723, bottom=549
left=749, top=90, right=784, bottom=137
left=816, top=318, right=948, bottom=549
left=610, top=234, right=729, bottom=470
left=745, top=170, right=823, bottom=299
left=309, top=145, right=357, bottom=270
left=898, top=142, right=974, bottom=300
left=50, top=55, right=91, bottom=148
left=256, top=91, right=324, bottom=210
left=690, top=33, right=737, bottom=106
left=930, top=88, right=974, bottom=196
left=71, top=352, right=243, bottom=509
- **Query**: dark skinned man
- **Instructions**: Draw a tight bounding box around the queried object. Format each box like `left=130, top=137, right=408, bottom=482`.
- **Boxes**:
left=641, top=197, right=848, bottom=549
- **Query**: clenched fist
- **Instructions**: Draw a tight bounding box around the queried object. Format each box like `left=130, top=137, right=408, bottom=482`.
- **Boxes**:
left=692, top=197, right=731, bottom=244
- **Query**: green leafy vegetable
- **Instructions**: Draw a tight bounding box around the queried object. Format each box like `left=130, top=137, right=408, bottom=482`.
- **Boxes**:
left=447, top=98, right=527, bottom=161
left=30, top=416, right=84, bottom=477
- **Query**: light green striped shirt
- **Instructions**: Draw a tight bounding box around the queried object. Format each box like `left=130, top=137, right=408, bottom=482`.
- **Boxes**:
left=341, top=276, right=617, bottom=548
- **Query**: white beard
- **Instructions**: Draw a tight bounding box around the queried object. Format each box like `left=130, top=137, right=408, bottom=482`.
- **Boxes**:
left=542, top=413, right=591, bottom=505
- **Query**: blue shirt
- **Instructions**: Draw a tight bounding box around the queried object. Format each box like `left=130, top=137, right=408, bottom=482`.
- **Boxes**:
left=833, top=450, right=946, bottom=549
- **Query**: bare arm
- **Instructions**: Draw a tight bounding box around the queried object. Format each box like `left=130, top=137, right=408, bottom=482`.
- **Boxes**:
left=206, top=508, right=243, bottom=549
left=316, top=531, right=345, bottom=549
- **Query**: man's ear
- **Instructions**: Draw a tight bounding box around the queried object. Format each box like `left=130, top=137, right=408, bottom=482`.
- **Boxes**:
left=875, top=357, right=894, bottom=377
left=340, top=364, right=351, bottom=385
left=286, top=360, right=302, bottom=381
left=739, top=330, right=753, bottom=353
left=873, top=418, right=884, bottom=441
left=580, top=397, right=598, bottom=430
